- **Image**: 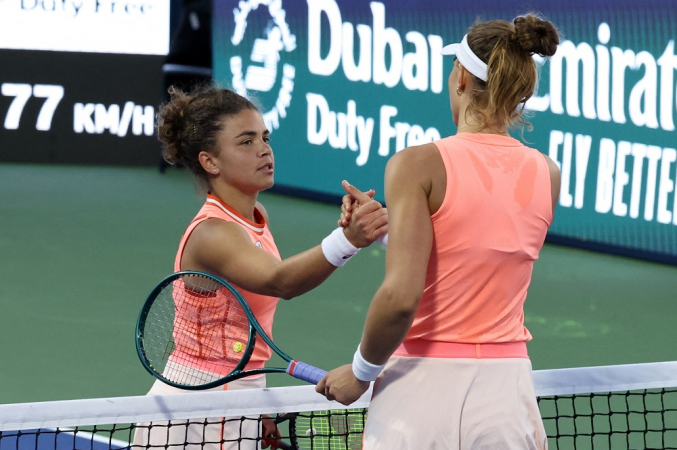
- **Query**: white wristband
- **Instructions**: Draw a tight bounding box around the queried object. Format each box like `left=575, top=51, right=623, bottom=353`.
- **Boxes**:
left=322, top=227, right=360, bottom=267
left=376, top=233, right=388, bottom=246
left=352, top=344, right=386, bottom=382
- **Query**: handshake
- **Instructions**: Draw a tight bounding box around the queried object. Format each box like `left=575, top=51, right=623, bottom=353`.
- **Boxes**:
left=337, top=180, right=389, bottom=248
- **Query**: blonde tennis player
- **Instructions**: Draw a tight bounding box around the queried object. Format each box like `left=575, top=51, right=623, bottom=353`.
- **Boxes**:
left=133, top=86, right=387, bottom=450
left=317, top=14, right=562, bottom=450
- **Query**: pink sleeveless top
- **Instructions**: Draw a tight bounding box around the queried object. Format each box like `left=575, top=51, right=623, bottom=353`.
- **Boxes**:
left=171, top=193, right=281, bottom=374
left=395, top=133, right=553, bottom=358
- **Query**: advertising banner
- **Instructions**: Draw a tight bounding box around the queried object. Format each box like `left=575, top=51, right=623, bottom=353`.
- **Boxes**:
left=212, top=0, right=677, bottom=263
left=0, top=50, right=163, bottom=165
left=0, top=0, right=169, bottom=166
left=0, top=0, right=170, bottom=54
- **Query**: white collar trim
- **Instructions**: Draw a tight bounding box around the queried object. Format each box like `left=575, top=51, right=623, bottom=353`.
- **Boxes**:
left=206, top=198, right=265, bottom=234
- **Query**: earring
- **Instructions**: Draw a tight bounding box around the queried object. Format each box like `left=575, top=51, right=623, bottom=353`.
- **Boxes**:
left=456, top=86, right=463, bottom=96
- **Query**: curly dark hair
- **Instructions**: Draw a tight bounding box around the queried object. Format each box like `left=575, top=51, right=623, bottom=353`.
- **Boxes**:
left=156, top=85, right=259, bottom=186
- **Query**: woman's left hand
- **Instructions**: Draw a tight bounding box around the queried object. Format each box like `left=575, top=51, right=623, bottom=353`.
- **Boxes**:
left=261, top=415, right=282, bottom=449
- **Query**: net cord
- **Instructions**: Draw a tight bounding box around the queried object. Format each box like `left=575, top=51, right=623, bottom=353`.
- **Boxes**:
left=532, top=360, right=677, bottom=396
left=0, top=385, right=373, bottom=432
left=3, top=361, right=677, bottom=432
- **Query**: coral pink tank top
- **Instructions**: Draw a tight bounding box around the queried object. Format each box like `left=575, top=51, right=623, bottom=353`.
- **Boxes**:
left=395, top=133, right=553, bottom=358
left=172, top=193, right=281, bottom=374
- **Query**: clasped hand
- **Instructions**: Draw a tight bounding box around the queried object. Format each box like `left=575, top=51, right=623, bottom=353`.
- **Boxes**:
left=339, top=180, right=388, bottom=247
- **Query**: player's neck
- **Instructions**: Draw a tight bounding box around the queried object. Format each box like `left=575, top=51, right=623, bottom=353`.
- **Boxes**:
left=455, top=112, right=507, bottom=136
left=208, top=183, right=259, bottom=222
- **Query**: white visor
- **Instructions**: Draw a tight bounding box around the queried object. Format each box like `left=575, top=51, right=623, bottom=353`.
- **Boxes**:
left=441, top=35, right=488, bottom=82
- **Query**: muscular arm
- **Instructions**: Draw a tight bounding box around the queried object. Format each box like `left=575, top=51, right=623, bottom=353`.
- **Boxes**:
left=316, top=144, right=439, bottom=404
left=359, top=146, right=435, bottom=364
left=182, top=200, right=387, bottom=300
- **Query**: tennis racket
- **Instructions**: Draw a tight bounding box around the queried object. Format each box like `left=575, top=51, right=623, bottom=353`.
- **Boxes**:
left=260, top=413, right=298, bottom=450
left=135, top=271, right=326, bottom=389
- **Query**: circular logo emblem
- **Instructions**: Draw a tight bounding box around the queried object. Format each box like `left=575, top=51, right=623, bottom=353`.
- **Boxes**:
left=233, top=341, right=244, bottom=353
left=230, top=0, right=296, bottom=131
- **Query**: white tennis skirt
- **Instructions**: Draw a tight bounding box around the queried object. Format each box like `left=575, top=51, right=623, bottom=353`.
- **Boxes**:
left=363, top=356, right=547, bottom=450
left=132, top=361, right=266, bottom=450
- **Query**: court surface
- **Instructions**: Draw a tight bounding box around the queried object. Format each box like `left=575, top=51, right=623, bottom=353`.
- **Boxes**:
left=1, top=163, right=676, bottom=404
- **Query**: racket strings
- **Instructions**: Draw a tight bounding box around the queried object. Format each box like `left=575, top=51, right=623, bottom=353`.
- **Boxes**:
left=142, top=274, right=252, bottom=387
left=291, top=409, right=366, bottom=450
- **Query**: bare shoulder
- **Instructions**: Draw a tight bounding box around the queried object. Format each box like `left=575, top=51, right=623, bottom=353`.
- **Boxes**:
left=541, top=153, right=561, bottom=176
left=190, top=218, right=250, bottom=250
left=183, top=218, right=255, bottom=273
left=542, top=153, right=562, bottom=189
left=540, top=153, right=561, bottom=214
left=387, top=142, right=440, bottom=174
left=387, top=142, right=441, bottom=187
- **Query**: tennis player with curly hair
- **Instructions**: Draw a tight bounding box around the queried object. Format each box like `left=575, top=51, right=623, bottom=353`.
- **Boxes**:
left=134, top=85, right=387, bottom=450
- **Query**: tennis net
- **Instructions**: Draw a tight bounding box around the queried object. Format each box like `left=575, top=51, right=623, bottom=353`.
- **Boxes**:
left=1, top=361, right=677, bottom=450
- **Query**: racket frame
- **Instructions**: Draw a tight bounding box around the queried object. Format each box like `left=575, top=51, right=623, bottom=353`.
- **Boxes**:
left=135, top=271, right=315, bottom=389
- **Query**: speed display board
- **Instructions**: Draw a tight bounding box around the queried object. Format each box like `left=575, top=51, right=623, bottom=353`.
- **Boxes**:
left=212, top=0, right=677, bottom=264
left=0, top=0, right=170, bottom=166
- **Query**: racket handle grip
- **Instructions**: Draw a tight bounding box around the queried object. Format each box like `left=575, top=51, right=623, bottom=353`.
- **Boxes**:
left=286, top=360, right=327, bottom=385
